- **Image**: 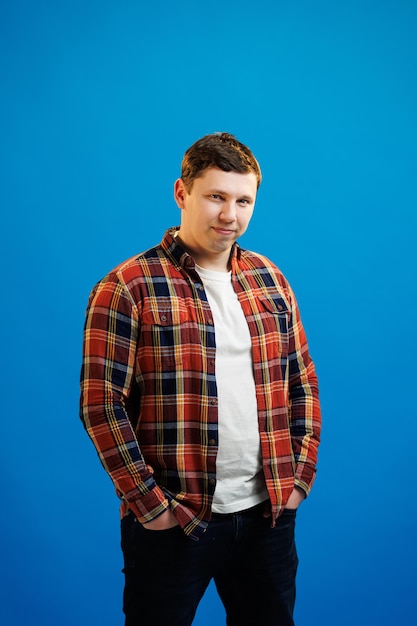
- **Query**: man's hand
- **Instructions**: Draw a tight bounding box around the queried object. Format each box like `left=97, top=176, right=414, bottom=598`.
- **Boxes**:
left=142, top=508, right=179, bottom=531
left=262, top=486, right=305, bottom=518
left=285, top=487, right=305, bottom=510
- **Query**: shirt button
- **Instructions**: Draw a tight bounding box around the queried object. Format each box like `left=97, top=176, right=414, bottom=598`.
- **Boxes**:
left=209, top=479, right=216, bottom=486
left=160, top=315, right=167, bottom=322
left=210, top=399, right=218, bottom=406
left=209, top=438, right=216, bottom=445
left=207, top=318, right=214, bottom=325
left=277, top=304, right=284, bottom=311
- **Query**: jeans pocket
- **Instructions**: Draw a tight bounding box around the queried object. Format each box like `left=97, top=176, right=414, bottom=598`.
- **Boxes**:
left=139, top=523, right=182, bottom=537
left=281, top=507, right=297, bottom=516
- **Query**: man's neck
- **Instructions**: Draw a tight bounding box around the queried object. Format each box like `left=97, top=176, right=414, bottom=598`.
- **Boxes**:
left=174, top=232, right=231, bottom=272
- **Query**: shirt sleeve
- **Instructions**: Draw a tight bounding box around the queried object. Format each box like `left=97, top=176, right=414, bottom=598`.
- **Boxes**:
left=79, top=273, right=169, bottom=522
left=286, top=284, right=321, bottom=496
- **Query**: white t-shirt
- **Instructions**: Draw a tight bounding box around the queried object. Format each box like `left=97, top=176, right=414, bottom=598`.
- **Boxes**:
left=195, top=264, right=268, bottom=513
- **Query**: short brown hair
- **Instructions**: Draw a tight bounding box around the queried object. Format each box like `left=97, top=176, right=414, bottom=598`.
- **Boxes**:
left=181, top=132, right=262, bottom=191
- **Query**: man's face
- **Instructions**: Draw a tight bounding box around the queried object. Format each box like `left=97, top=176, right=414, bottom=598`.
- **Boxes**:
left=174, top=167, right=257, bottom=270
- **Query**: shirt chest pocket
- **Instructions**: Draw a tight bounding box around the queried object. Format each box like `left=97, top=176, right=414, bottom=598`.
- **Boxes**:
left=141, top=306, right=190, bottom=326
left=139, top=303, right=196, bottom=371
left=256, top=295, right=290, bottom=353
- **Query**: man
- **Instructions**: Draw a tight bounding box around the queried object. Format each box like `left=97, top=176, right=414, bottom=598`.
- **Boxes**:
left=80, top=132, right=321, bottom=626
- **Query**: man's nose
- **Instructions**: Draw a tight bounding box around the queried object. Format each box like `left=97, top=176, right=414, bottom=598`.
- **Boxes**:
left=219, top=201, right=236, bottom=221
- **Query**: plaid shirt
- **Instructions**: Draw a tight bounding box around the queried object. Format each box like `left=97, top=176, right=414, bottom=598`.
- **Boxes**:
left=80, top=228, right=321, bottom=539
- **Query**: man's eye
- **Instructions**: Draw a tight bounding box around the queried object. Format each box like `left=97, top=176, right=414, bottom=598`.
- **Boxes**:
left=211, top=194, right=223, bottom=200
left=238, top=199, right=249, bottom=205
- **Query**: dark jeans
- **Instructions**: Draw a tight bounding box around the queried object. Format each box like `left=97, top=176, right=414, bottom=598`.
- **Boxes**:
left=121, top=503, right=298, bottom=626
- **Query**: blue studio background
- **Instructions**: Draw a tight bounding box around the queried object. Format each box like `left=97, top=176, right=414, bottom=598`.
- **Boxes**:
left=1, top=1, right=416, bottom=624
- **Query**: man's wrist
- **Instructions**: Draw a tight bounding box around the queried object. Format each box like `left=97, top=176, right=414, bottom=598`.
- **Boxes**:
left=285, top=487, right=305, bottom=509
left=141, top=508, right=179, bottom=530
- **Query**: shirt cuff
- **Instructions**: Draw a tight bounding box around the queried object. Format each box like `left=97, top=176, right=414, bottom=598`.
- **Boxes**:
left=127, top=485, right=170, bottom=524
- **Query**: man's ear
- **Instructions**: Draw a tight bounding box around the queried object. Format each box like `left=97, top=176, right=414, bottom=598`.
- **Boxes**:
left=174, top=178, right=187, bottom=210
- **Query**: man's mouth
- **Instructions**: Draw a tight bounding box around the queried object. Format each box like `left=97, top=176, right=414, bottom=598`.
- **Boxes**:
left=212, top=227, right=235, bottom=235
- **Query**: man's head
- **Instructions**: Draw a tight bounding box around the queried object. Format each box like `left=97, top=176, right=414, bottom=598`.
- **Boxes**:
left=180, top=132, right=262, bottom=192
left=174, top=134, right=260, bottom=271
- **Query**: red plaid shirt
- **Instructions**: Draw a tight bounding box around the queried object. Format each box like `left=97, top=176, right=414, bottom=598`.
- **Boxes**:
left=80, top=228, right=321, bottom=538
